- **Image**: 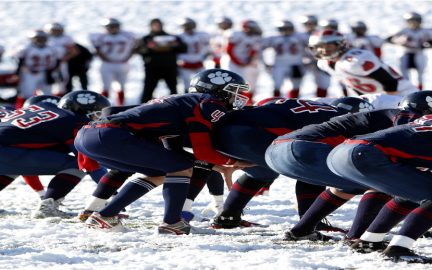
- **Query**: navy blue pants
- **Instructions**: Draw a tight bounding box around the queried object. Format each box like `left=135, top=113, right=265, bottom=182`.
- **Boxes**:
left=0, top=146, right=77, bottom=175
left=74, top=126, right=194, bottom=176
left=328, top=143, right=432, bottom=203
left=265, top=140, right=367, bottom=193
left=214, top=125, right=276, bottom=168
left=214, top=125, right=279, bottom=182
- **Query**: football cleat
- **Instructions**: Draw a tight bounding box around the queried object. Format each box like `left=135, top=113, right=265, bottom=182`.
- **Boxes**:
left=315, top=218, right=348, bottom=233
left=31, top=198, right=71, bottom=219
left=78, top=209, right=129, bottom=222
left=211, top=211, right=242, bottom=229
left=350, top=239, right=389, bottom=253
left=283, top=229, right=335, bottom=242
left=158, top=220, right=191, bottom=235
left=382, top=245, right=432, bottom=264
left=85, top=212, right=126, bottom=232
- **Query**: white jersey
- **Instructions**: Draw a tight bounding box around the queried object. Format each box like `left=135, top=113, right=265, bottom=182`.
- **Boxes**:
left=210, top=29, right=231, bottom=60
left=317, top=48, right=418, bottom=95
left=48, top=35, right=75, bottom=51
left=346, top=34, right=383, bottom=56
left=261, top=32, right=304, bottom=65
left=90, top=31, right=136, bottom=62
left=224, top=31, right=261, bottom=66
left=178, top=31, right=210, bottom=67
left=389, top=28, right=432, bottom=53
left=16, top=44, right=64, bottom=72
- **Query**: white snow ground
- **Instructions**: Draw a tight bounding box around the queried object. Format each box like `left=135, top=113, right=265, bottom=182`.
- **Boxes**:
left=0, top=1, right=432, bottom=269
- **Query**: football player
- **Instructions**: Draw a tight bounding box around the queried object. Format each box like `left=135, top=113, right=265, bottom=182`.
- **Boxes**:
left=298, top=15, right=330, bottom=97
left=261, top=20, right=305, bottom=98
left=44, top=22, right=80, bottom=95
left=386, top=12, right=432, bottom=90
left=308, top=29, right=419, bottom=99
left=0, top=90, right=109, bottom=218
left=220, top=19, right=262, bottom=103
left=266, top=92, right=432, bottom=241
left=89, top=18, right=137, bottom=105
left=75, top=69, right=251, bottom=234
left=177, top=18, right=210, bottom=92
left=329, top=102, right=432, bottom=262
left=15, top=30, right=64, bottom=108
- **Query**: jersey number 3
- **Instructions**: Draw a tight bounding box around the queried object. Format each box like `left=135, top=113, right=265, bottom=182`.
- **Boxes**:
left=3, top=105, right=59, bottom=129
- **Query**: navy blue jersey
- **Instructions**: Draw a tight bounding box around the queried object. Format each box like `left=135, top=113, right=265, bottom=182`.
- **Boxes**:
left=350, top=115, right=432, bottom=168
left=102, top=93, right=233, bottom=165
left=279, top=108, right=419, bottom=146
left=0, top=103, right=89, bottom=150
left=219, top=98, right=346, bottom=136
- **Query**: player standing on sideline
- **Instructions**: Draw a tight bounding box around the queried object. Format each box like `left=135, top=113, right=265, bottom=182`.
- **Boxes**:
left=328, top=112, right=432, bottom=263
left=298, top=15, right=330, bottom=98
left=309, top=29, right=418, bottom=99
left=14, top=30, right=64, bottom=108
left=137, top=18, right=187, bottom=103
left=221, top=19, right=262, bottom=104
left=177, top=18, right=210, bottom=92
left=386, top=12, right=432, bottom=90
left=261, top=20, right=305, bottom=98
left=90, top=18, right=137, bottom=105
left=210, top=16, right=233, bottom=69
left=75, top=69, right=251, bottom=234
left=0, top=90, right=109, bottom=218
left=347, top=21, right=383, bottom=58
left=44, top=22, right=80, bottom=95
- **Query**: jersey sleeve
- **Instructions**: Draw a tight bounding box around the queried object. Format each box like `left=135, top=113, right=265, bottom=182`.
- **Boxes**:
left=186, top=100, right=234, bottom=165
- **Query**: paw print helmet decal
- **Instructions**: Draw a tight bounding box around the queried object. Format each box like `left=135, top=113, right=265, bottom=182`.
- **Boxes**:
left=399, top=90, right=432, bottom=115
left=330, top=97, right=374, bottom=113
left=58, top=90, right=111, bottom=119
left=23, top=95, right=61, bottom=109
left=189, top=68, right=250, bottom=109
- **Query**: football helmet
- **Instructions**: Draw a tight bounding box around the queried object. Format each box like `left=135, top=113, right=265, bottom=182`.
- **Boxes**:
left=308, top=29, right=349, bottom=60
left=399, top=90, right=432, bottom=115
left=189, top=69, right=250, bottom=109
left=403, top=12, right=422, bottom=23
left=101, top=18, right=121, bottom=34
left=178, top=17, right=196, bottom=31
left=44, top=22, right=64, bottom=36
left=330, top=97, right=374, bottom=113
left=350, top=21, right=367, bottom=35
left=23, top=95, right=61, bottom=108
left=58, top=90, right=111, bottom=119
left=28, top=30, right=48, bottom=47
left=319, top=19, right=339, bottom=31
left=300, top=15, right=318, bottom=26
left=242, top=19, right=260, bottom=34
left=216, top=16, right=233, bottom=30
left=275, top=20, right=294, bottom=34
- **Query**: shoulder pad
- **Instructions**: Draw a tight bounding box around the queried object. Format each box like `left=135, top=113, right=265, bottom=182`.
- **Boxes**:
left=338, top=49, right=380, bottom=76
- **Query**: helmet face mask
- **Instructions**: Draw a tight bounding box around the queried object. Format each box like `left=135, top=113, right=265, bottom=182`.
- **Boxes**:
left=308, top=30, right=348, bottom=60
left=58, top=90, right=111, bottom=119
left=189, top=69, right=250, bottom=110
left=223, top=83, right=250, bottom=109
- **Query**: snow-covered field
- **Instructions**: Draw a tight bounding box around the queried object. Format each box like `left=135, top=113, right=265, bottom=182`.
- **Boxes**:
left=1, top=1, right=432, bottom=269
